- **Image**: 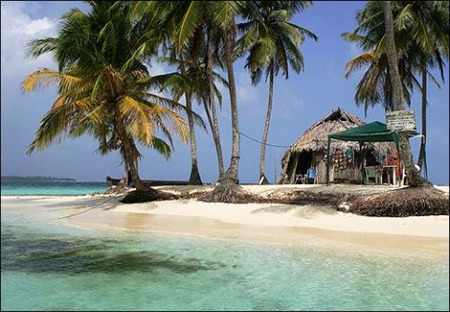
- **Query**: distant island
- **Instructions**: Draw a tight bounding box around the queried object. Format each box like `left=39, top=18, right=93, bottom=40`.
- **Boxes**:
left=1, top=175, right=77, bottom=183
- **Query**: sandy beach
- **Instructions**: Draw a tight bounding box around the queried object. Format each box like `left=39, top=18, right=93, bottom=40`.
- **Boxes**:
left=2, top=184, right=449, bottom=259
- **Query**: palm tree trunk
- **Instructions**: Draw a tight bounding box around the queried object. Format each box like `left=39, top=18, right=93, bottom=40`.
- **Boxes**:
left=121, top=139, right=144, bottom=190
left=115, top=120, right=145, bottom=190
left=223, top=24, right=240, bottom=184
left=203, top=99, right=225, bottom=180
left=185, top=91, right=202, bottom=185
left=206, top=26, right=225, bottom=180
left=382, top=1, right=425, bottom=187
left=417, top=64, right=427, bottom=174
left=259, top=67, right=274, bottom=185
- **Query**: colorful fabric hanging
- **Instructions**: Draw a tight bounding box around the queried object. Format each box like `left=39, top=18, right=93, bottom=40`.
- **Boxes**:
left=332, top=147, right=353, bottom=172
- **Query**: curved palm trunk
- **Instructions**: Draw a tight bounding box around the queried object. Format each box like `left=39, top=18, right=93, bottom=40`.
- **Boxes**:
left=128, top=142, right=145, bottom=190
left=118, top=163, right=130, bottom=187
left=185, top=91, right=203, bottom=185
left=203, top=99, right=225, bottom=180
left=417, top=65, right=427, bottom=174
left=116, top=121, right=145, bottom=190
left=122, top=139, right=145, bottom=190
left=206, top=27, right=225, bottom=180
left=223, top=24, right=240, bottom=184
left=382, top=1, right=426, bottom=187
left=179, top=36, right=203, bottom=185
left=259, top=67, right=274, bottom=185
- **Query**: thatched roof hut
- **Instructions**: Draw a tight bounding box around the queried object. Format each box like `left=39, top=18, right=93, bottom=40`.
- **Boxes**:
left=278, top=108, right=393, bottom=184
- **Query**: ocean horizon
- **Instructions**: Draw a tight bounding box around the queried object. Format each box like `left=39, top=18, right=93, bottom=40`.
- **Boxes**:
left=1, top=180, right=108, bottom=197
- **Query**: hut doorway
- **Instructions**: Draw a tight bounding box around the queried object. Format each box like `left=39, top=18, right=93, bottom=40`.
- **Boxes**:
left=296, top=151, right=313, bottom=177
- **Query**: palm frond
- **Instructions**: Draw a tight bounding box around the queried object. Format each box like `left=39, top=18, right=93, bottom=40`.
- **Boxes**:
left=344, top=51, right=376, bottom=77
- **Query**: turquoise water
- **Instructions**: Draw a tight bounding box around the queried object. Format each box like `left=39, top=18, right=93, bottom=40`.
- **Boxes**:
left=1, top=181, right=108, bottom=196
left=1, top=185, right=449, bottom=311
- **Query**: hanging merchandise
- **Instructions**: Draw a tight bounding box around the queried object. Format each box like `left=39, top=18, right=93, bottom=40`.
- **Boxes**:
left=344, top=147, right=353, bottom=167
left=332, top=147, right=353, bottom=172
left=332, top=151, right=340, bottom=172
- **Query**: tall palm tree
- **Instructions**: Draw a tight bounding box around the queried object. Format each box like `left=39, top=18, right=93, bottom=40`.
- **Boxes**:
left=23, top=2, right=190, bottom=190
left=395, top=1, right=449, bottom=174
left=158, top=42, right=228, bottom=184
left=236, top=1, right=317, bottom=184
left=131, top=1, right=229, bottom=183
left=344, top=1, right=448, bottom=180
left=382, top=0, right=425, bottom=187
left=164, top=0, right=263, bottom=201
left=152, top=1, right=245, bottom=199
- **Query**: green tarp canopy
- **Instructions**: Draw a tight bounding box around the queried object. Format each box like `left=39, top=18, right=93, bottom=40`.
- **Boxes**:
left=328, top=121, right=410, bottom=142
left=326, top=121, right=419, bottom=184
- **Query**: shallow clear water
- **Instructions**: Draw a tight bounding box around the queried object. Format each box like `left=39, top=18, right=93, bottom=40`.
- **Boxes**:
left=1, top=181, right=108, bottom=196
left=1, top=185, right=449, bottom=311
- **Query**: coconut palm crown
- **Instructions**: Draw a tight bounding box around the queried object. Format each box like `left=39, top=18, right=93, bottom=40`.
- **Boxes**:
left=22, top=1, right=192, bottom=189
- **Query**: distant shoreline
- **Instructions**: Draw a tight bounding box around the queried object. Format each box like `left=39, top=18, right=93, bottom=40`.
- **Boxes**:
left=1, top=175, right=77, bottom=183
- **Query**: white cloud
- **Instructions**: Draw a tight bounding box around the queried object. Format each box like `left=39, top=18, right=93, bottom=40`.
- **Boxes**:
left=21, top=18, right=54, bottom=36
left=1, top=1, right=57, bottom=82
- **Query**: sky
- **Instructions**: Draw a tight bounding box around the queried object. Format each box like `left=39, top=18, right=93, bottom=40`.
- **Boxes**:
left=1, top=1, right=449, bottom=185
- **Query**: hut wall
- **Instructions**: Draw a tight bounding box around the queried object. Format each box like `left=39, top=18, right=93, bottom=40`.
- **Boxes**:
left=316, top=159, right=329, bottom=184
left=333, top=166, right=362, bottom=183
left=311, top=150, right=365, bottom=184
left=281, top=145, right=388, bottom=184
left=331, top=150, right=364, bottom=183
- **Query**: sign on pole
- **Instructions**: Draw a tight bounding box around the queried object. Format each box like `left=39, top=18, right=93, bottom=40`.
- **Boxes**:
left=386, top=109, right=416, bottom=132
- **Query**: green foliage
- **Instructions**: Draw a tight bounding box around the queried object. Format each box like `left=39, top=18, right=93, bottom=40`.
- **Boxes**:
left=23, top=1, right=195, bottom=183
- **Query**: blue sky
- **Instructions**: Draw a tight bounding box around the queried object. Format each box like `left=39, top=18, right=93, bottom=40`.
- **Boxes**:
left=1, top=1, right=449, bottom=185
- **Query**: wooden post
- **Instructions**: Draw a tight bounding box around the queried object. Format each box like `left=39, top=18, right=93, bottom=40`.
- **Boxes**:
left=290, top=153, right=300, bottom=184
left=278, top=151, right=291, bottom=184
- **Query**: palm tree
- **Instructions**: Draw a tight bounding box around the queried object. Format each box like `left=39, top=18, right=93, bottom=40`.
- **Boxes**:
left=382, top=0, right=425, bottom=187
left=149, top=1, right=246, bottom=200
left=236, top=1, right=317, bottom=184
left=131, top=1, right=229, bottom=183
left=158, top=43, right=228, bottom=184
left=394, top=1, right=449, bottom=174
left=342, top=2, right=420, bottom=113
left=167, top=1, right=270, bottom=200
left=23, top=2, right=190, bottom=190
left=344, top=1, right=448, bottom=180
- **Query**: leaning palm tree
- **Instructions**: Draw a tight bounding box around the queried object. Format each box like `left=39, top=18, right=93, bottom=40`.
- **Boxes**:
left=23, top=2, right=190, bottom=190
left=236, top=1, right=317, bottom=184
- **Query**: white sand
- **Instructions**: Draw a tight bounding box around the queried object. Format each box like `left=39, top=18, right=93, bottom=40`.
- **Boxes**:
left=2, top=184, right=448, bottom=259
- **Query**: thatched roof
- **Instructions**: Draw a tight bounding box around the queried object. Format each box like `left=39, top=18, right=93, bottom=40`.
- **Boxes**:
left=287, top=108, right=392, bottom=154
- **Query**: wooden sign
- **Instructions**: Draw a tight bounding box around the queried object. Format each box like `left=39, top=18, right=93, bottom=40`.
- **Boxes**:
left=386, top=109, right=416, bottom=131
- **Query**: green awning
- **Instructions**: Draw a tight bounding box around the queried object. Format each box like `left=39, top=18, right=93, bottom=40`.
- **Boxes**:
left=328, top=121, right=418, bottom=142
left=326, top=121, right=419, bottom=184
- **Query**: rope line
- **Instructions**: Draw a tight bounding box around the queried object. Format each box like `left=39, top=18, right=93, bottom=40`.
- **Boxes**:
left=239, top=131, right=291, bottom=148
